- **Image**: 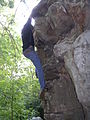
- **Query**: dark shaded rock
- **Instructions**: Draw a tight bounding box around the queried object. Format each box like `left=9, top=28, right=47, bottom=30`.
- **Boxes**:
left=31, top=0, right=48, bottom=18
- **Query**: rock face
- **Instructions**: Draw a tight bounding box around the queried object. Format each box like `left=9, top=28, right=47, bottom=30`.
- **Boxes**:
left=32, top=0, right=90, bottom=120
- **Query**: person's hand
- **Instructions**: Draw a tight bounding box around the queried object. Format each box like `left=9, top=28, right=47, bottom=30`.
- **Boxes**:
left=28, top=16, right=31, bottom=22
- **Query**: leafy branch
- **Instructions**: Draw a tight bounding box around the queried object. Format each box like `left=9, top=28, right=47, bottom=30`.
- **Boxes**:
left=0, top=21, right=20, bottom=54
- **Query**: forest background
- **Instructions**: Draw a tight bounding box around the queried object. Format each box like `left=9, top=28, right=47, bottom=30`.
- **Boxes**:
left=0, top=0, right=43, bottom=120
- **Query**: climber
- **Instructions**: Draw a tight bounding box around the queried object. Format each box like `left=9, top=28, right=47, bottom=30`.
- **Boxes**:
left=21, top=15, right=45, bottom=94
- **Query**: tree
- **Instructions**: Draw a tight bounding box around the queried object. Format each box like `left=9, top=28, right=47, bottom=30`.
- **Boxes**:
left=0, top=1, right=43, bottom=119
left=0, top=0, right=14, bottom=8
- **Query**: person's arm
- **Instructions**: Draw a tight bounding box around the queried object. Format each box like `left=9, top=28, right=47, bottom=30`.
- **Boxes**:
left=21, top=17, right=35, bottom=51
left=21, top=18, right=31, bottom=37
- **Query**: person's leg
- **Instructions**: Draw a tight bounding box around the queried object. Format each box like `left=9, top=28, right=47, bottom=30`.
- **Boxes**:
left=23, top=49, right=45, bottom=90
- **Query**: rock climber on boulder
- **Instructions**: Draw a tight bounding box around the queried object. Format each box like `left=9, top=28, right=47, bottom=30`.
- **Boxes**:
left=21, top=15, right=45, bottom=98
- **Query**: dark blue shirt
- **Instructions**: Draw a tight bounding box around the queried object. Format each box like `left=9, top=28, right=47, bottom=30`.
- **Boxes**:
left=21, top=19, right=34, bottom=51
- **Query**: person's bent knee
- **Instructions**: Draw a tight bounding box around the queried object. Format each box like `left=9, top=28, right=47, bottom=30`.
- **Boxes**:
left=23, top=47, right=33, bottom=57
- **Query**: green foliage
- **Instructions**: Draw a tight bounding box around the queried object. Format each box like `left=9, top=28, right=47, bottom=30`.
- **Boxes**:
left=0, top=27, right=42, bottom=120
left=0, top=0, right=7, bottom=6
left=8, top=0, right=14, bottom=8
left=0, top=0, right=14, bottom=8
left=0, top=2, right=43, bottom=120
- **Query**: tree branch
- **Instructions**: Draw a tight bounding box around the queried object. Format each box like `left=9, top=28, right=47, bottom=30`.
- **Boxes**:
left=0, top=21, right=20, bottom=54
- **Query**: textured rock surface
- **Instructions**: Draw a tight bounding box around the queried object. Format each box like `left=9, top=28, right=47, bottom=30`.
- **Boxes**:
left=54, top=30, right=90, bottom=120
left=32, top=0, right=90, bottom=120
left=65, top=31, right=90, bottom=120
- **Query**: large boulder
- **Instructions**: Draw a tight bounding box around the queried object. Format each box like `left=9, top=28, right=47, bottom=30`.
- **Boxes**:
left=32, top=0, right=90, bottom=120
left=54, top=30, right=90, bottom=119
